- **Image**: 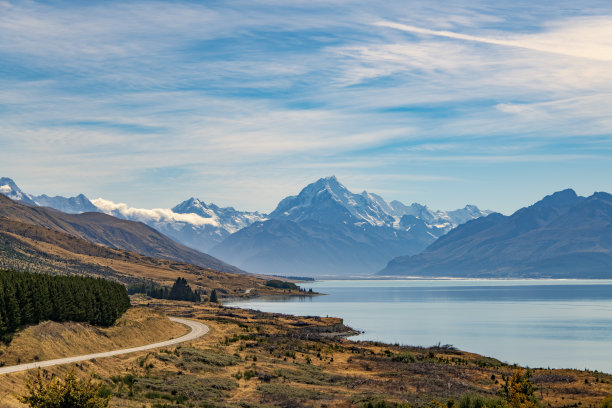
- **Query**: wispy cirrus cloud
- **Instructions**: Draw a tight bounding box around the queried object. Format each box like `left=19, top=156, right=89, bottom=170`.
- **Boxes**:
left=1, top=0, right=612, bottom=213
left=375, top=18, right=612, bottom=62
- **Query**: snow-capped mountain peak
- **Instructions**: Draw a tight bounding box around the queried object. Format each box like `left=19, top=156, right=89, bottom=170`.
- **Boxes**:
left=269, top=176, right=394, bottom=226
left=172, top=197, right=214, bottom=218
left=35, top=193, right=99, bottom=213
left=0, top=177, right=37, bottom=205
left=267, top=176, right=491, bottom=234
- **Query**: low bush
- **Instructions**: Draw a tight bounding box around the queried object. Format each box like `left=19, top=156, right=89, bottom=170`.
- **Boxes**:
left=258, top=383, right=326, bottom=403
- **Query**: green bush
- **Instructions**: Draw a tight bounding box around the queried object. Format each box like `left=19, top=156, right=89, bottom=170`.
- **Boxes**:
left=391, top=352, right=416, bottom=363
left=20, top=369, right=110, bottom=408
left=258, top=383, right=326, bottom=403
left=458, top=393, right=507, bottom=408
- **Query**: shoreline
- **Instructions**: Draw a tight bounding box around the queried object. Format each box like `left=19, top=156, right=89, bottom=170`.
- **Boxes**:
left=127, top=296, right=612, bottom=407
left=221, top=281, right=612, bottom=374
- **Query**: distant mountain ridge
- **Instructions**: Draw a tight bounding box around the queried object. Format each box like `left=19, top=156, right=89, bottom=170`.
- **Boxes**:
left=210, top=176, right=491, bottom=276
left=380, top=189, right=612, bottom=278
left=1, top=176, right=491, bottom=277
left=92, top=197, right=265, bottom=252
left=0, top=177, right=99, bottom=213
left=0, top=193, right=245, bottom=274
left=0, top=177, right=265, bottom=252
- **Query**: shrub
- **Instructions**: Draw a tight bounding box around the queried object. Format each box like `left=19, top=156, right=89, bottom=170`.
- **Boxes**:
left=458, top=393, right=507, bottom=408
left=391, top=352, right=416, bottom=363
left=19, top=369, right=110, bottom=408
left=498, top=368, right=538, bottom=408
left=258, top=383, right=326, bottom=403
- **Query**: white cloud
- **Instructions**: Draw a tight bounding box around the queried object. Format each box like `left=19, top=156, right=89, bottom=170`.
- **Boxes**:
left=375, top=18, right=612, bottom=62
left=91, top=198, right=220, bottom=227
left=1, top=1, right=611, bottom=213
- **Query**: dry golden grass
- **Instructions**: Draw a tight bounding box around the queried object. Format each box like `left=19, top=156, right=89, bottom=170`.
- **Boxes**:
left=0, top=218, right=306, bottom=300
left=0, top=307, right=188, bottom=407
left=0, top=308, right=186, bottom=367
left=113, top=298, right=612, bottom=408
left=2, top=299, right=611, bottom=408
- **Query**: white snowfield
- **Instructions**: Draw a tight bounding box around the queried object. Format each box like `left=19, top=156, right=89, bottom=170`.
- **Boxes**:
left=0, top=317, right=209, bottom=376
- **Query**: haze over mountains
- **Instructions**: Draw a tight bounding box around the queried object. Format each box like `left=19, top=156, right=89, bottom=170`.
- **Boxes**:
left=0, top=192, right=244, bottom=274
left=0, top=177, right=265, bottom=252
left=210, top=176, right=491, bottom=276
left=3, top=176, right=612, bottom=279
left=381, top=189, right=612, bottom=278
left=1, top=176, right=490, bottom=277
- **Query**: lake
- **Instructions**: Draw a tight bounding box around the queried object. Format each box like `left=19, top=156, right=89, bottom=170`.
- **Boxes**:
left=225, top=279, right=612, bottom=373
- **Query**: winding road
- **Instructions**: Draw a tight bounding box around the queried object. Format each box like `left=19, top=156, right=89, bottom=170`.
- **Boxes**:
left=0, top=317, right=209, bottom=376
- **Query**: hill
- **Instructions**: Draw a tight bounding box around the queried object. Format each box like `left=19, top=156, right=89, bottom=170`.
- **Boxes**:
left=380, top=189, right=612, bottom=278
left=0, top=194, right=244, bottom=274
left=0, top=215, right=298, bottom=298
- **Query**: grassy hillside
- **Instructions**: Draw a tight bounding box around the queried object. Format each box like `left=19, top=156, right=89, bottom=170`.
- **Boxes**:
left=0, top=217, right=304, bottom=299
left=0, top=194, right=244, bottom=274
left=0, top=308, right=186, bottom=367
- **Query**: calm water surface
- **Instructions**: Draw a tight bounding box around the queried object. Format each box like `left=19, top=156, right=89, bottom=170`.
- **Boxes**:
left=225, top=279, right=612, bottom=373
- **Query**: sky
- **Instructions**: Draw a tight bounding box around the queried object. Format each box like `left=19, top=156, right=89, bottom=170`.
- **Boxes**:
left=1, top=0, right=611, bottom=214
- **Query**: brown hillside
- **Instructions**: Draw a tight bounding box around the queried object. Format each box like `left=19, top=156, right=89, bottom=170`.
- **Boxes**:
left=0, top=194, right=244, bottom=274
left=0, top=217, right=299, bottom=298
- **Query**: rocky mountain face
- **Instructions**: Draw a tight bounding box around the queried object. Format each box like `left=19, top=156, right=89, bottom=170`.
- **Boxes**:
left=380, top=189, right=612, bottom=278
left=210, top=176, right=490, bottom=277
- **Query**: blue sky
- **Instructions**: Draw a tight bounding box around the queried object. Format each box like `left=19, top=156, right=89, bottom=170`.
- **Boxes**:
left=1, top=0, right=611, bottom=213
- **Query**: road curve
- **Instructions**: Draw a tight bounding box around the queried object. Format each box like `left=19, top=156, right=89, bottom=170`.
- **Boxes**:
left=0, top=317, right=209, bottom=376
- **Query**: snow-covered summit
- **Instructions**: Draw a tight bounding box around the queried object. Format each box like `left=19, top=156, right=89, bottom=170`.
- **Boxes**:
left=91, top=197, right=266, bottom=251
left=268, top=176, right=490, bottom=233
left=269, top=176, right=394, bottom=226
left=0, top=177, right=37, bottom=205
left=172, top=197, right=266, bottom=234
left=35, top=193, right=99, bottom=214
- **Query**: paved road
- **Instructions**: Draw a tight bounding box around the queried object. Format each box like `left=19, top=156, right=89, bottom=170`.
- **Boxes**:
left=0, top=317, right=209, bottom=375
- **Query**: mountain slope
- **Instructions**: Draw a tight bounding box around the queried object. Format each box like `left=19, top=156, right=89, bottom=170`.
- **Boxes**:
left=88, top=197, right=265, bottom=252
left=0, top=177, right=99, bottom=213
left=211, top=176, right=490, bottom=277
left=380, top=189, right=612, bottom=278
left=0, top=177, right=38, bottom=206
left=0, top=216, right=291, bottom=299
left=0, top=178, right=265, bottom=252
left=34, top=193, right=99, bottom=213
left=0, top=194, right=245, bottom=274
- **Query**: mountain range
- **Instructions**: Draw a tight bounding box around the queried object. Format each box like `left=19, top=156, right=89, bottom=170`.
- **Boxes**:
left=380, top=189, right=612, bottom=278
left=0, top=177, right=265, bottom=252
left=0, top=193, right=244, bottom=274
left=209, top=176, right=491, bottom=276
left=0, top=176, right=490, bottom=277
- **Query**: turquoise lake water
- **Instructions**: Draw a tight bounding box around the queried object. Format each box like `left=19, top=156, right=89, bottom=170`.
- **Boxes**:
left=225, top=279, right=612, bottom=373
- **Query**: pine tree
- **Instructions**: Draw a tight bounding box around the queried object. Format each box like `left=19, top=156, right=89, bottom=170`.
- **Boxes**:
left=210, top=289, right=218, bottom=303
